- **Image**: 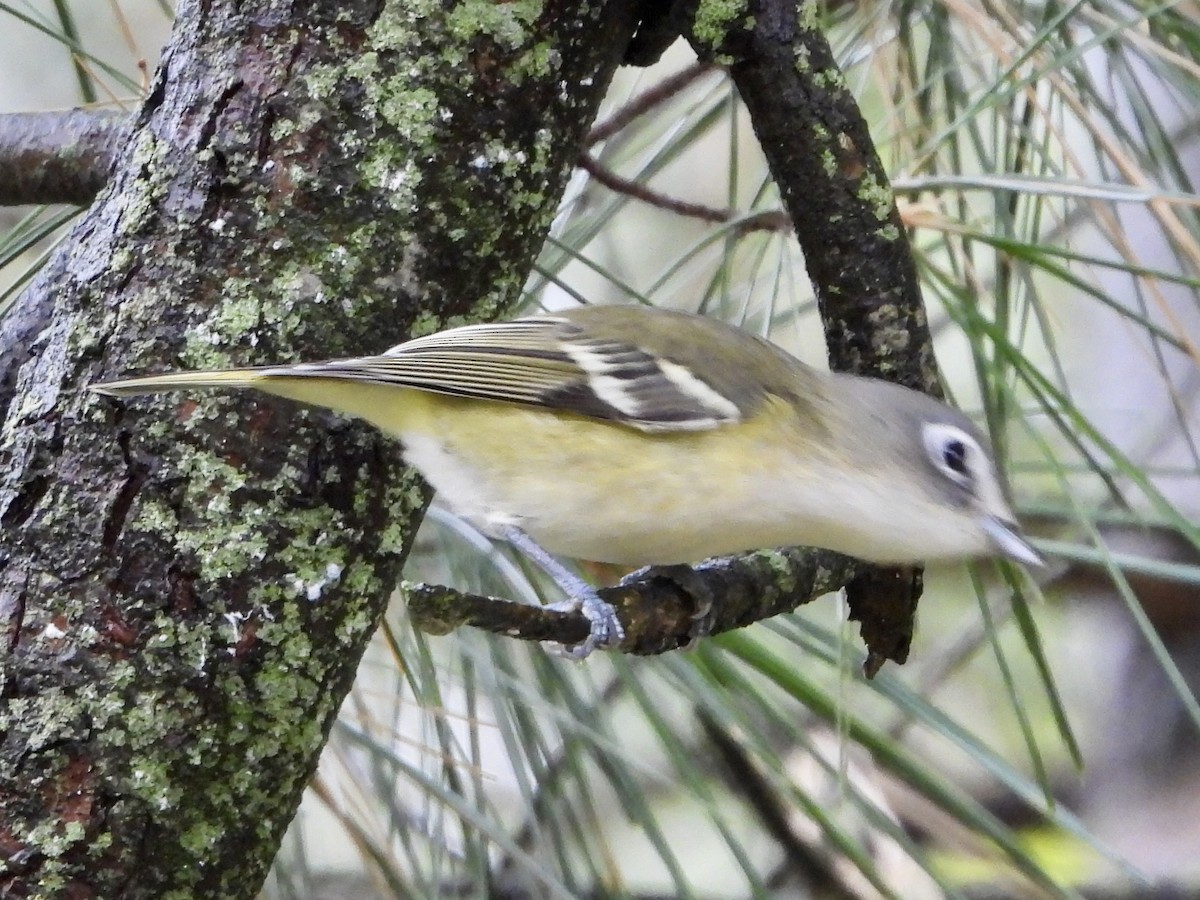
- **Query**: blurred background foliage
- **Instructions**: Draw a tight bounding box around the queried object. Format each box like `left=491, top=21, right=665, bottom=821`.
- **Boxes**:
left=2, top=1, right=1199, bottom=897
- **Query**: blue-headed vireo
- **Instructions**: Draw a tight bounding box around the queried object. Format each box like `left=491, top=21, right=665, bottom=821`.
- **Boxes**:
left=91, top=305, right=1041, bottom=657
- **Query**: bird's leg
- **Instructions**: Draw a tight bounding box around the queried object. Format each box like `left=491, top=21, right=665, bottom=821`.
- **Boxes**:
left=500, top=526, right=625, bottom=659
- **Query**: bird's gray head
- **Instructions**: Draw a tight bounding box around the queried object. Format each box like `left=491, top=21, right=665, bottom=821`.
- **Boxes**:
left=840, top=377, right=1042, bottom=566
left=914, top=405, right=1041, bottom=566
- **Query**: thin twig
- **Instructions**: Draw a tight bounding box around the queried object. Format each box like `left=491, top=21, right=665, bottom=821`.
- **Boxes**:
left=578, top=153, right=791, bottom=233
left=585, top=61, right=719, bottom=146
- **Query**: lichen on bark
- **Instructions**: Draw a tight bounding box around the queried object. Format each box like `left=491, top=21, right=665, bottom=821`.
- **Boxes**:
left=0, top=0, right=640, bottom=895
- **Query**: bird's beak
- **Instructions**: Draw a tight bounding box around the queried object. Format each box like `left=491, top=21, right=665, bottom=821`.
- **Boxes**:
left=983, top=516, right=1044, bottom=567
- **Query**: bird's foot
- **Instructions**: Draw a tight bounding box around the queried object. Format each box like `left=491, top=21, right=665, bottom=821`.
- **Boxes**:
left=546, top=590, right=625, bottom=659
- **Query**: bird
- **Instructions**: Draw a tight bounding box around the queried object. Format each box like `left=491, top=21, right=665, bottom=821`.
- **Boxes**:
left=91, top=304, right=1042, bottom=657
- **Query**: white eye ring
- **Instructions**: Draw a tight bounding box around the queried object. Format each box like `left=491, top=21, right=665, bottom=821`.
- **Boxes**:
left=922, top=422, right=979, bottom=487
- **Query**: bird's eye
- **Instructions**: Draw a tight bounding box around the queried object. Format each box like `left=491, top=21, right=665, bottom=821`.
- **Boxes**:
left=922, top=423, right=977, bottom=487
left=942, top=439, right=968, bottom=476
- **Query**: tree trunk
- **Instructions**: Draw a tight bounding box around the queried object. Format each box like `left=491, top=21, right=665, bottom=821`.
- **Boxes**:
left=0, top=1, right=639, bottom=895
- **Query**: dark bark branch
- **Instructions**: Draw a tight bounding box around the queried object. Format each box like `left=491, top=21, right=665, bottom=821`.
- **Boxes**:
left=578, top=151, right=791, bottom=230
left=0, top=109, right=129, bottom=206
left=407, top=547, right=859, bottom=654
left=715, top=2, right=941, bottom=393
left=0, top=1, right=641, bottom=896
left=683, top=0, right=945, bottom=673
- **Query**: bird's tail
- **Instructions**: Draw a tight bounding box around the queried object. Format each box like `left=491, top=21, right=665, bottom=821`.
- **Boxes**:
left=89, top=368, right=273, bottom=397
left=89, top=366, right=425, bottom=436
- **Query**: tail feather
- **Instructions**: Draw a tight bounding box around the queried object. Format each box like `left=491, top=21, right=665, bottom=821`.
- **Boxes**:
left=90, top=367, right=423, bottom=434
left=89, top=368, right=271, bottom=397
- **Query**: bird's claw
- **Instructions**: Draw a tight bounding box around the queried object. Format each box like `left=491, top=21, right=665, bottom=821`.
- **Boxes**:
left=547, top=592, right=624, bottom=659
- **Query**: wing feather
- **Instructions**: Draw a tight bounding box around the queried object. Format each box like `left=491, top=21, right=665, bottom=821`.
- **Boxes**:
left=265, top=313, right=749, bottom=432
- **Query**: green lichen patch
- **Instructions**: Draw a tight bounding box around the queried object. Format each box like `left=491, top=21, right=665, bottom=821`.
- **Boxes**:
left=821, top=146, right=839, bottom=179
left=750, top=547, right=798, bottom=594
left=857, top=170, right=897, bottom=222
left=794, top=43, right=812, bottom=73
left=796, top=0, right=821, bottom=30
left=811, top=66, right=846, bottom=92
left=112, top=131, right=172, bottom=238
left=446, top=0, right=544, bottom=49
left=693, top=0, right=752, bottom=53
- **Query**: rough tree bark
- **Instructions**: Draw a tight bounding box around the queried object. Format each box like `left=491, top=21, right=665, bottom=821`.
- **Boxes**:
left=0, top=0, right=942, bottom=895
left=0, top=1, right=640, bottom=895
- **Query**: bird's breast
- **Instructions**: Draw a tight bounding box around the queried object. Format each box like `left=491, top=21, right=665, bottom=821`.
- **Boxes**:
left=391, top=393, right=971, bottom=566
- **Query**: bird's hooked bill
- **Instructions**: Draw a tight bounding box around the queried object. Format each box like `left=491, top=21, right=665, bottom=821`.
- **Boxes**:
left=982, top=516, right=1044, bottom=567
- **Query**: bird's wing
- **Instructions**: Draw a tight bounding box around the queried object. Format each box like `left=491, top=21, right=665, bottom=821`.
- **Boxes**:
left=276, top=316, right=744, bottom=432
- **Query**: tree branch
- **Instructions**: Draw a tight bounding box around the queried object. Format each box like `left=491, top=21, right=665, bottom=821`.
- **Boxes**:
left=683, top=0, right=945, bottom=674
left=585, top=60, right=717, bottom=144
left=578, top=151, right=790, bottom=231
left=714, top=3, right=941, bottom=392
left=407, top=547, right=859, bottom=654
left=0, top=109, right=129, bottom=206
